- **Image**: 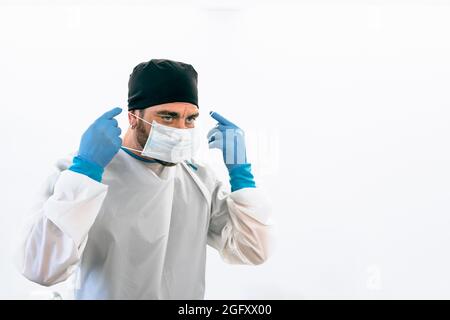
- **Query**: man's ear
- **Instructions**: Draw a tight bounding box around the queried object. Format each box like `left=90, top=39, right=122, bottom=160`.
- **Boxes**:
left=128, top=110, right=138, bottom=129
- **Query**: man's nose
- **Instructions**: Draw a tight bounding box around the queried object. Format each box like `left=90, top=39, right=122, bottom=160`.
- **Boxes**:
left=174, top=118, right=188, bottom=129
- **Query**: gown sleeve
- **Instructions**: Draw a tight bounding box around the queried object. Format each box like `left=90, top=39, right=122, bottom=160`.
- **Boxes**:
left=16, top=159, right=108, bottom=286
left=207, top=177, right=274, bottom=265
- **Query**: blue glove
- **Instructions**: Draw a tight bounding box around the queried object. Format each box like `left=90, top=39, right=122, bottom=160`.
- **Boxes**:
left=69, top=107, right=122, bottom=182
left=207, top=111, right=256, bottom=192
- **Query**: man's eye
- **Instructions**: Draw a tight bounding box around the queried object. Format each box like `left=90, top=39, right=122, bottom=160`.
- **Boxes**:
left=186, top=117, right=197, bottom=124
left=161, top=116, right=173, bottom=122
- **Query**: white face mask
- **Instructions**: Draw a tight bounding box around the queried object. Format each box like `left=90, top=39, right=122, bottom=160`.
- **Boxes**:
left=123, top=112, right=200, bottom=163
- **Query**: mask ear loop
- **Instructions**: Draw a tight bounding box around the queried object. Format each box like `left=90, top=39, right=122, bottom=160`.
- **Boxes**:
left=128, top=111, right=154, bottom=127
left=121, top=111, right=154, bottom=153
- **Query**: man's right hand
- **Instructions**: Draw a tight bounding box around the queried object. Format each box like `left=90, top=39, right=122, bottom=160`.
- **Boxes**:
left=78, top=107, right=123, bottom=168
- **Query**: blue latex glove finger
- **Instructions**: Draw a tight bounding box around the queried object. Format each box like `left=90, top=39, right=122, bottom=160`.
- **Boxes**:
left=96, top=118, right=118, bottom=128
left=208, top=133, right=223, bottom=144
left=77, top=108, right=123, bottom=169
left=216, top=125, right=244, bottom=137
left=207, top=127, right=221, bottom=141
left=113, top=126, right=122, bottom=136
left=208, top=136, right=224, bottom=150
left=95, top=119, right=119, bottom=138
left=207, top=111, right=247, bottom=169
left=210, top=111, right=238, bottom=128
left=109, top=118, right=119, bottom=127
left=207, top=124, right=243, bottom=145
left=112, top=136, right=123, bottom=148
left=100, top=107, right=122, bottom=120
left=207, top=132, right=219, bottom=143
left=208, top=111, right=255, bottom=191
left=103, top=118, right=119, bottom=129
left=105, top=126, right=122, bottom=143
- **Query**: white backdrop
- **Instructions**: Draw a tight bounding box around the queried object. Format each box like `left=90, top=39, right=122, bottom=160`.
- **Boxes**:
left=1, top=0, right=450, bottom=299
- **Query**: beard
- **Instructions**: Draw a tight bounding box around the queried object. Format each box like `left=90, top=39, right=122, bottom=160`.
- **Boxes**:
left=135, top=121, right=177, bottom=167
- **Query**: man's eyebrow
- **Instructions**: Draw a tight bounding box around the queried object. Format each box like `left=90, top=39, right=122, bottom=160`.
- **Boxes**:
left=156, top=110, right=199, bottom=118
left=156, top=111, right=180, bottom=117
left=187, top=112, right=200, bottom=118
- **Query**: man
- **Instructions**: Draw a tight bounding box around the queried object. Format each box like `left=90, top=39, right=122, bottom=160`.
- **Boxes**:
left=17, top=59, right=273, bottom=299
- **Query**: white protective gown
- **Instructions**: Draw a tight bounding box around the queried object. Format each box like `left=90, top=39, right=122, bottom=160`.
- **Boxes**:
left=17, top=149, right=273, bottom=299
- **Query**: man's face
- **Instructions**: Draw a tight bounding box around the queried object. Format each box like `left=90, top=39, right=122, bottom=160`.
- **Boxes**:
left=129, top=102, right=199, bottom=165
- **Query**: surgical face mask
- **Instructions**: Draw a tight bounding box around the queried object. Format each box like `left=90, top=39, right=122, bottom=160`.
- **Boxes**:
left=123, top=112, right=200, bottom=163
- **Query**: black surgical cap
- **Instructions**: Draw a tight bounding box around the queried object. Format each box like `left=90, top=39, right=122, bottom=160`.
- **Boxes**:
left=127, top=59, right=198, bottom=111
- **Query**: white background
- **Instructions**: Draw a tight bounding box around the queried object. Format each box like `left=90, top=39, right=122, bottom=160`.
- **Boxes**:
left=1, top=0, right=450, bottom=299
